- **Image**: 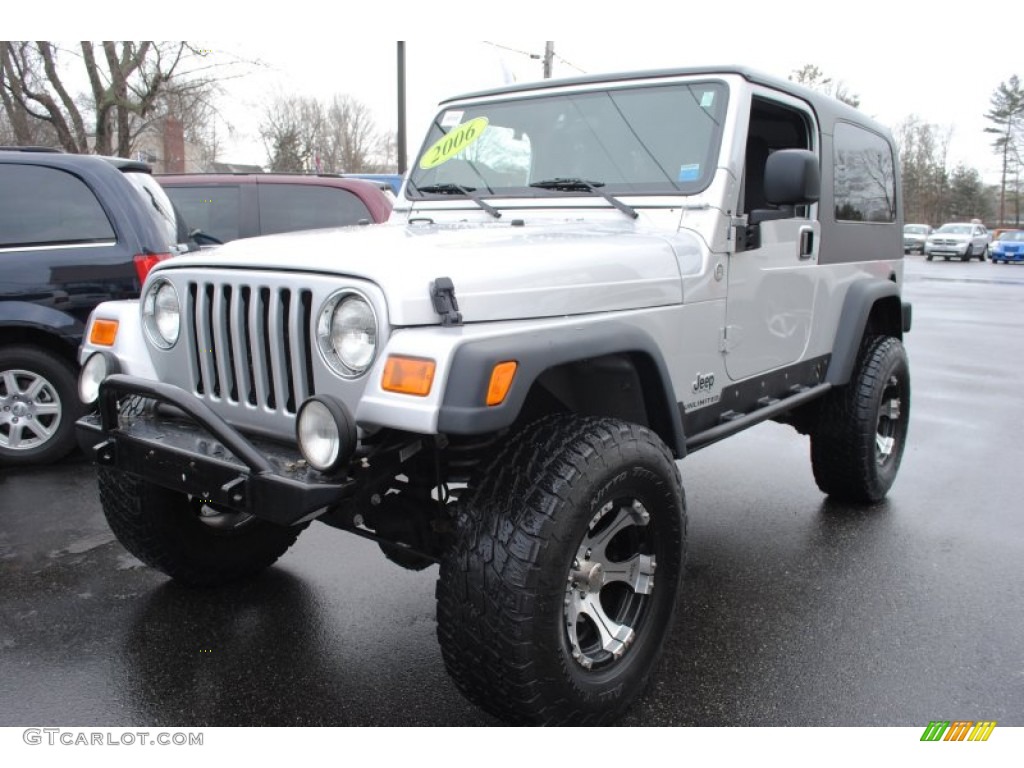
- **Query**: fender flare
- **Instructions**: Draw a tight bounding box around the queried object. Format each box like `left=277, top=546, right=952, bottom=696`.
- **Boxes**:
left=436, top=322, right=687, bottom=457
left=826, top=280, right=909, bottom=386
left=0, top=300, right=83, bottom=349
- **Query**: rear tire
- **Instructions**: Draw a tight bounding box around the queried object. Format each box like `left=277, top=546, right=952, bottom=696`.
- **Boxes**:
left=436, top=415, right=686, bottom=725
left=0, top=345, right=82, bottom=466
left=98, top=467, right=306, bottom=587
left=810, top=336, right=910, bottom=503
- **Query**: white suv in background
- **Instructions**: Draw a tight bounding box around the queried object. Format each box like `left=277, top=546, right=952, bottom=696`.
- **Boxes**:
left=925, top=222, right=990, bottom=261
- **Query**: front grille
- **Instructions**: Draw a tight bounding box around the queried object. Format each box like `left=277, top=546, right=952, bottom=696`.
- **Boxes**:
left=187, top=280, right=314, bottom=414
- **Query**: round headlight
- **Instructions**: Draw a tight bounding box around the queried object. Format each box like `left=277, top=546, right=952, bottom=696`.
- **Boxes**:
left=316, top=292, right=377, bottom=377
left=296, top=395, right=357, bottom=473
left=78, top=352, right=118, bottom=405
left=143, top=278, right=180, bottom=349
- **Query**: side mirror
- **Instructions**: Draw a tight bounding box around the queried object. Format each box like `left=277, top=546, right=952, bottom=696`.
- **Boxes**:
left=739, top=150, right=821, bottom=249
left=764, top=149, right=820, bottom=207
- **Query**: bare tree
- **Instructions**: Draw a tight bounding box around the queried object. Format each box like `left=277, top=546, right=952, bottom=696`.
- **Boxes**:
left=372, top=130, right=398, bottom=173
left=895, top=116, right=956, bottom=224
left=259, top=93, right=390, bottom=174
left=323, top=95, right=381, bottom=173
left=790, top=64, right=861, bottom=108
left=259, top=95, right=325, bottom=172
left=0, top=41, right=229, bottom=158
left=0, top=103, right=58, bottom=146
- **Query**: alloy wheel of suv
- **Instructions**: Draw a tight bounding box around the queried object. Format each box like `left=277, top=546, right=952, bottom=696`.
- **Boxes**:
left=0, top=367, right=62, bottom=452
left=0, top=347, right=81, bottom=465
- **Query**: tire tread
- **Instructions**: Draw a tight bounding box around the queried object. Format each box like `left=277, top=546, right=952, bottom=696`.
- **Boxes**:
left=811, top=336, right=909, bottom=503
left=436, top=414, right=684, bottom=725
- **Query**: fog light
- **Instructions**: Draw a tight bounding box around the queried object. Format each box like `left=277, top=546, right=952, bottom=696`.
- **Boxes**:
left=296, top=395, right=357, bottom=473
left=79, top=352, right=120, bottom=405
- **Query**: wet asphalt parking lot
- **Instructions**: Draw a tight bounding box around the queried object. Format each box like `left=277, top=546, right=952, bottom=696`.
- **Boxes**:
left=2, top=255, right=1023, bottom=727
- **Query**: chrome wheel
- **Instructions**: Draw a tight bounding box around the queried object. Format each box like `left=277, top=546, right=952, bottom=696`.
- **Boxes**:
left=0, top=368, right=62, bottom=452
left=875, top=374, right=903, bottom=465
left=565, top=498, right=657, bottom=670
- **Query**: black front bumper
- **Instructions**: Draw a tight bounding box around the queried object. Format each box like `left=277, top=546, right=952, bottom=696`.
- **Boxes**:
left=76, top=375, right=353, bottom=526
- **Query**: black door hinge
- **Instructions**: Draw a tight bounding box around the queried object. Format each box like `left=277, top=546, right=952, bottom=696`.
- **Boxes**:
left=430, top=276, right=463, bottom=326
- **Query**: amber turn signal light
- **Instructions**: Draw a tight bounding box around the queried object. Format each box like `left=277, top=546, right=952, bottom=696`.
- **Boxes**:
left=89, top=318, right=119, bottom=346
left=382, top=356, right=436, bottom=397
left=486, top=361, right=518, bottom=406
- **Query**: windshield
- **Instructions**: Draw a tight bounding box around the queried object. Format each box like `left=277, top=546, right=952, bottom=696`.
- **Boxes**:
left=999, top=231, right=1024, bottom=242
left=904, top=225, right=929, bottom=234
left=122, top=170, right=188, bottom=252
left=937, top=224, right=971, bottom=235
left=408, top=81, right=728, bottom=198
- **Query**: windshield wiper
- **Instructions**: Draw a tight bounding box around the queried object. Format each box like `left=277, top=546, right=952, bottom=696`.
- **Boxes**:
left=529, top=178, right=638, bottom=219
left=416, top=183, right=502, bottom=219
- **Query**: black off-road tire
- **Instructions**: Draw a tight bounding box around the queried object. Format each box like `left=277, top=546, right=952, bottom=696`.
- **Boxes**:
left=810, top=336, right=910, bottom=503
left=436, top=415, right=686, bottom=725
left=98, top=466, right=306, bottom=587
left=0, top=345, right=83, bottom=466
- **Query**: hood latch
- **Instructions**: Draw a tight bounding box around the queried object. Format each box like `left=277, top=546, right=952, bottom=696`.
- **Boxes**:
left=430, top=277, right=463, bottom=327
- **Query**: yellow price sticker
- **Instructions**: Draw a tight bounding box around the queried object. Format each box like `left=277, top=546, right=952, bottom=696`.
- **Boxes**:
left=419, top=117, right=489, bottom=170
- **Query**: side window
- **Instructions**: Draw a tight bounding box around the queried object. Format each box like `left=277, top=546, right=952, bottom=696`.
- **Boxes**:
left=258, top=185, right=372, bottom=236
left=833, top=122, right=896, bottom=222
left=0, top=164, right=115, bottom=248
left=743, top=98, right=812, bottom=214
left=163, top=184, right=242, bottom=243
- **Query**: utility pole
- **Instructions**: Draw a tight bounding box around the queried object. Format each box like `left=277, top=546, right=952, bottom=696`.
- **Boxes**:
left=397, top=42, right=407, bottom=174
left=543, top=42, right=554, bottom=79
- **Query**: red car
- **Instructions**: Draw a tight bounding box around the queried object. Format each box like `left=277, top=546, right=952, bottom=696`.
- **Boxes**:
left=157, top=173, right=393, bottom=244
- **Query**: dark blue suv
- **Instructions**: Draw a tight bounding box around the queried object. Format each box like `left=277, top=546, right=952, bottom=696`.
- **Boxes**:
left=0, top=148, right=194, bottom=465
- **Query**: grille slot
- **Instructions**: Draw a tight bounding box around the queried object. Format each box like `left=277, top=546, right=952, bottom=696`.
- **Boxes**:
left=188, top=280, right=313, bottom=414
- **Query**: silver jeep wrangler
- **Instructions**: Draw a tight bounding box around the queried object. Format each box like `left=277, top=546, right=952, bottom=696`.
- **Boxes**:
left=77, top=66, right=911, bottom=725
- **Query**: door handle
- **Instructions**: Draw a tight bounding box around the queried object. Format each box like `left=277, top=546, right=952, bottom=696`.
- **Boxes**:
left=799, top=227, right=815, bottom=259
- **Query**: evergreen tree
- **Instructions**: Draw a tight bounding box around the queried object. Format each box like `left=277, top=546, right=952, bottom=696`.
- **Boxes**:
left=984, top=75, right=1024, bottom=225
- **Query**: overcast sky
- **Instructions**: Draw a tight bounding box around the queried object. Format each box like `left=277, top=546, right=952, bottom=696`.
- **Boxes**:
left=22, top=1, right=1022, bottom=182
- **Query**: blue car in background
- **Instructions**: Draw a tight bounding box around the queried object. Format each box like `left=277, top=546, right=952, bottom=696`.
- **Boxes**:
left=342, top=173, right=403, bottom=195
left=989, top=230, right=1024, bottom=263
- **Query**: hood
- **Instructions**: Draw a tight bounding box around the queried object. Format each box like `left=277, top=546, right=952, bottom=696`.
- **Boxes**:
left=153, top=220, right=699, bottom=325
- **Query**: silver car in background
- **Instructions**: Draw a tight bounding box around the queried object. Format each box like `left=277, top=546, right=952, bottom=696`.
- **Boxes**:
left=924, top=222, right=989, bottom=261
left=903, top=223, right=931, bottom=253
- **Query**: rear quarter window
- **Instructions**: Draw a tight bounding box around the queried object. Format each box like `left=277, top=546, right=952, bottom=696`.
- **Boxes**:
left=258, top=184, right=372, bottom=236
left=0, top=164, right=115, bottom=248
left=163, top=184, right=242, bottom=243
left=833, top=122, right=897, bottom=223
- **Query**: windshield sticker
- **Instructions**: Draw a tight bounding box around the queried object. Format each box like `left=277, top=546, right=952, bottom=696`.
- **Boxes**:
left=678, top=163, right=700, bottom=182
left=419, top=117, right=490, bottom=170
left=440, top=110, right=464, bottom=128
left=700, top=91, right=715, bottom=108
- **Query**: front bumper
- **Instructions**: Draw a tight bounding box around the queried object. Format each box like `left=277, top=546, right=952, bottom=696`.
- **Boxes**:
left=925, top=243, right=969, bottom=256
left=76, top=375, right=354, bottom=526
left=991, top=250, right=1024, bottom=262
